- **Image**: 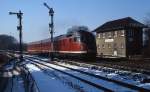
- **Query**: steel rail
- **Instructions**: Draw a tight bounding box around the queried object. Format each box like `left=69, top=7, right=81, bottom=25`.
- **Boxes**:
left=28, top=59, right=113, bottom=92
left=25, top=56, right=150, bottom=92
left=21, top=66, right=40, bottom=92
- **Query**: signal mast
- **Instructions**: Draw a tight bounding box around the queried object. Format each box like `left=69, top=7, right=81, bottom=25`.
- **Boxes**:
left=43, top=2, right=54, bottom=61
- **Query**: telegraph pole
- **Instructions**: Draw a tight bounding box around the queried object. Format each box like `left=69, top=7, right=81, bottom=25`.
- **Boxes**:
left=44, top=2, right=54, bottom=61
left=9, top=10, right=23, bottom=62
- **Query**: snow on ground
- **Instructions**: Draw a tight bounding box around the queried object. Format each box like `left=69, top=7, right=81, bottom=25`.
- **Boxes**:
left=4, top=77, right=13, bottom=92
left=11, top=75, right=25, bottom=92
left=36, top=64, right=103, bottom=92
left=36, top=61, right=137, bottom=92
left=25, top=59, right=103, bottom=92
left=55, top=62, right=150, bottom=89
left=138, top=83, right=150, bottom=89
left=54, top=61, right=150, bottom=90
left=4, top=73, right=25, bottom=92
left=26, top=63, right=77, bottom=92
left=25, top=56, right=150, bottom=91
left=2, top=59, right=25, bottom=92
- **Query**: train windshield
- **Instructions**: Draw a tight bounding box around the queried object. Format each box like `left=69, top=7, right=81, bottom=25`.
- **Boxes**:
left=81, top=33, right=94, bottom=43
left=74, top=36, right=81, bottom=42
left=80, top=31, right=96, bottom=51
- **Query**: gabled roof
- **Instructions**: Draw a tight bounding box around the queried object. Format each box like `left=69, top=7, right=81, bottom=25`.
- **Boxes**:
left=94, top=17, right=147, bottom=33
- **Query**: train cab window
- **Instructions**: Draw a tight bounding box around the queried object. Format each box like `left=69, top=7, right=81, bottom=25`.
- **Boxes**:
left=74, top=37, right=81, bottom=42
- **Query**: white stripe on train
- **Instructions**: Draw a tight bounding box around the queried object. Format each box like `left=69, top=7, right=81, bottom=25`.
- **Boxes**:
left=28, top=50, right=87, bottom=54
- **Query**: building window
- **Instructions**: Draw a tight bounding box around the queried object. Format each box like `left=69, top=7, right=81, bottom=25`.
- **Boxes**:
left=128, top=38, right=133, bottom=42
left=102, top=44, right=105, bottom=49
left=98, top=45, right=101, bottom=49
left=120, top=30, right=125, bottom=36
left=114, top=31, right=117, bottom=37
left=113, top=43, right=117, bottom=48
left=102, top=33, right=105, bottom=38
left=97, top=34, right=98, bottom=38
left=112, top=32, right=115, bottom=37
left=128, top=30, right=134, bottom=37
left=121, top=43, right=124, bottom=48
left=108, top=32, right=112, bottom=38
left=97, top=33, right=101, bottom=38
left=108, top=44, right=111, bottom=48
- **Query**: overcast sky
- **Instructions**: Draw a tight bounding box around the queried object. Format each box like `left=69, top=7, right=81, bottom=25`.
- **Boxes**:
left=0, top=0, right=150, bottom=43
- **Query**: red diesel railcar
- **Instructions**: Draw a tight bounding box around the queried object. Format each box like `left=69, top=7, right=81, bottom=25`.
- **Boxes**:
left=28, top=30, right=96, bottom=60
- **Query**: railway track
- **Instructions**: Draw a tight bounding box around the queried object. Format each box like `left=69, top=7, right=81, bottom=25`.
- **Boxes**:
left=54, top=59, right=150, bottom=82
left=0, top=70, right=13, bottom=92
left=27, top=60, right=113, bottom=92
left=24, top=56, right=150, bottom=92
left=63, top=59, right=150, bottom=75
left=0, top=53, right=39, bottom=92
left=0, top=67, right=22, bottom=92
left=7, top=51, right=150, bottom=75
left=17, top=64, right=40, bottom=92
left=91, top=62, right=150, bottom=75
left=5, top=51, right=150, bottom=75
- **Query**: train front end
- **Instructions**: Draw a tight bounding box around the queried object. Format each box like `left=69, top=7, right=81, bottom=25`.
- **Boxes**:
left=78, top=30, right=97, bottom=61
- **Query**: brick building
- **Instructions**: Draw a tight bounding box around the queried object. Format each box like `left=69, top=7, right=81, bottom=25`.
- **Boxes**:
left=94, top=17, right=146, bottom=58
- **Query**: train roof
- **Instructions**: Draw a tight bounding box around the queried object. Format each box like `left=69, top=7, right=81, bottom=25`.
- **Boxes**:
left=28, top=30, right=92, bottom=45
left=28, top=35, right=66, bottom=45
left=53, top=35, right=66, bottom=41
left=28, top=38, right=51, bottom=45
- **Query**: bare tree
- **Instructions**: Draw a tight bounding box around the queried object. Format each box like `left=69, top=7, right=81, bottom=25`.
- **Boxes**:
left=0, top=35, right=27, bottom=51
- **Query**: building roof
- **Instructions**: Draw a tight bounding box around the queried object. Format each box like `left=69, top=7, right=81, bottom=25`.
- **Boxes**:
left=94, top=17, right=147, bottom=33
